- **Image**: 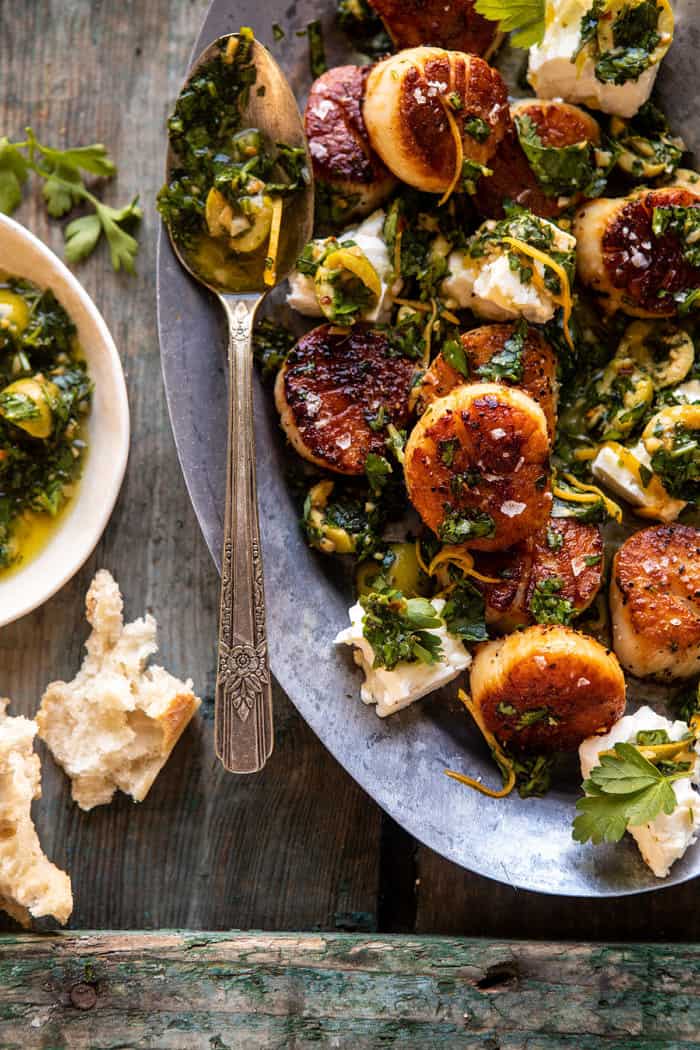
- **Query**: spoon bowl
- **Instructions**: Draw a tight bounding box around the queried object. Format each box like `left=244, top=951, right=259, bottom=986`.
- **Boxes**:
left=163, top=31, right=314, bottom=772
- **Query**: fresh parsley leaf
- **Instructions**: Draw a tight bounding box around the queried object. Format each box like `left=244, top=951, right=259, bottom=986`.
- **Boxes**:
left=529, top=575, right=575, bottom=625
left=512, top=753, right=554, bottom=798
left=438, top=508, right=495, bottom=544
left=442, top=579, right=488, bottom=642
left=670, top=681, right=700, bottom=724
left=0, top=391, right=40, bottom=422
left=515, top=115, right=600, bottom=198
left=651, top=205, right=700, bottom=268
left=306, top=19, right=327, bottom=78
left=64, top=214, right=103, bottom=263
left=474, top=0, right=545, bottom=48
left=360, top=587, right=444, bottom=670
left=477, top=319, right=527, bottom=383
left=438, top=437, right=460, bottom=468
left=636, top=729, right=671, bottom=746
left=0, top=137, right=29, bottom=214
left=365, top=452, right=392, bottom=495
left=253, top=319, right=296, bottom=379
left=465, top=115, right=492, bottom=143
left=442, top=339, right=469, bottom=378
left=574, top=0, right=604, bottom=58
left=0, top=128, right=140, bottom=272
left=546, top=526, right=564, bottom=552
left=573, top=742, right=688, bottom=844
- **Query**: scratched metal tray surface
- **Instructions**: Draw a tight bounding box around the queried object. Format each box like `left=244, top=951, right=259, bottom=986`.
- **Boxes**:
left=157, top=0, right=699, bottom=895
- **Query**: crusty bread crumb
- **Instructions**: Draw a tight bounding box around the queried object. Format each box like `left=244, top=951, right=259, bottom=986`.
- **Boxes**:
left=37, top=570, right=201, bottom=811
left=0, top=700, right=72, bottom=926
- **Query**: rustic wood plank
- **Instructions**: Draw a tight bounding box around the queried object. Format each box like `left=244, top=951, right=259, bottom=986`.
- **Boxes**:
left=0, top=0, right=382, bottom=933
left=1, top=931, right=699, bottom=1048
left=414, top=844, right=700, bottom=940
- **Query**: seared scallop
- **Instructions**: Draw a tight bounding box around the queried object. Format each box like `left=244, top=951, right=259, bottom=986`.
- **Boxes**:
left=474, top=518, right=604, bottom=631
left=477, top=100, right=602, bottom=220
left=575, top=187, right=700, bottom=317
left=414, top=323, right=558, bottom=436
left=305, top=65, right=397, bottom=225
left=470, top=624, right=627, bottom=752
left=275, top=323, right=416, bottom=474
left=363, top=47, right=508, bottom=195
left=367, top=0, right=500, bottom=57
left=611, top=524, right=700, bottom=679
left=404, top=383, right=552, bottom=551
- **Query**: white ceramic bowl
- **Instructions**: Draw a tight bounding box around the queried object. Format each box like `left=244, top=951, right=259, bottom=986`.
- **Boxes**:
left=0, top=214, right=129, bottom=626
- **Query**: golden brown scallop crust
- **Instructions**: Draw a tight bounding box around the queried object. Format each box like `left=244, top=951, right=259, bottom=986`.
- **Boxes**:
left=404, top=384, right=552, bottom=551
left=367, top=0, right=499, bottom=57
left=477, top=101, right=601, bottom=220
left=473, top=518, right=604, bottom=629
left=275, top=323, right=416, bottom=475
left=363, top=48, right=509, bottom=194
left=470, top=625, right=627, bottom=752
left=414, top=324, right=558, bottom=436
left=513, top=99, right=600, bottom=150
left=611, top=524, right=700, bottom=677
left=304, top=65, right=396, bottom=217
left=576, top=188, right=700, bottom=317
left=526, top=519, right=604, bottom=616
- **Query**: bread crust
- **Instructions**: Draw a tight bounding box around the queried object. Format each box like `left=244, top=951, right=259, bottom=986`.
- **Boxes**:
left=37, top=571, right=201, bottom=811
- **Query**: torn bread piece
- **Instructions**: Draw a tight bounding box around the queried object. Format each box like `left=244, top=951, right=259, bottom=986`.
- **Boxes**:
left=37, top=570, right=201, bottom=811
left=0, top=700, right=72, bottom=926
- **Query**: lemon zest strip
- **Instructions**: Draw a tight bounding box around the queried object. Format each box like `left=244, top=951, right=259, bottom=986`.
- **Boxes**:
left=438, top=100, right=464, bottom=208
left=445, top=690, right=516, bottom=799
left=500, top=235, right=574, bottom=352
left=554, top=471, right=623, bottom=523
left=323, top=246, right=382, bottom=298
left=263, top=197, right=284, bottom=287
left=394, top=298, right=461, bottom=326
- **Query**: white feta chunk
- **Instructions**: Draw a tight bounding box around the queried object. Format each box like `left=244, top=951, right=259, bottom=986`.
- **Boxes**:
left=286, top=210, right=401, bottom=322
left=672, top=379, right=700, bottom=405
left=591, top=441, right=686, bottom=522
left=580, top=707, right=700, bottom=878
left=528, top=0, right=661, bottom=117
left=335, top=599, right=471, bottom=718
left=442, top=218, right=574, bottom=324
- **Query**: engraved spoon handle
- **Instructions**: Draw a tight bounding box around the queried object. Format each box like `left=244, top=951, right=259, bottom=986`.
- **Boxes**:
left=215, top=294, right=273, bottom=773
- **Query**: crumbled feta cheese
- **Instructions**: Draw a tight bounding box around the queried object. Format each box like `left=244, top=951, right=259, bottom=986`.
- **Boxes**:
left=441, top=219, right=575, bottom=324
left=580, top=707, right=700, bottom=878
left=528, top=0, right=661, bottom=117
left=591, top=442, right=686, bottom=522
left=672, top=379, right=700, bottom=405
left=334, top=599, right=471, bottom=718
left=500, top=500, right=526, bottom=517
left=286, top=210, right=401, bottom=322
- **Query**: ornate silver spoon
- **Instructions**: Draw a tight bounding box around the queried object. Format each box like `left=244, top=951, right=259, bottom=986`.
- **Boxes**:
left=162, top=32, right=314, bottom=772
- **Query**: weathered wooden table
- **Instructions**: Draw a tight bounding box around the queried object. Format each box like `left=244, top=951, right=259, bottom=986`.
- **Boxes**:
left=1, top=1, right=698, bottom=1044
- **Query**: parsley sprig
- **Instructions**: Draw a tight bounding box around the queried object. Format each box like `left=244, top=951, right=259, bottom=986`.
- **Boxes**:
left=474, top=0, right=545, bottom=48
left=573, top=742, right=694, bottom=844
left=360, top=587, right=445, bottom=670
left=0, top=128, right=141, bottom=273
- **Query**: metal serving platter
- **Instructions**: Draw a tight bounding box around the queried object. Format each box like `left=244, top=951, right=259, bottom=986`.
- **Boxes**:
left=157, top=0, right=698, bottom=895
